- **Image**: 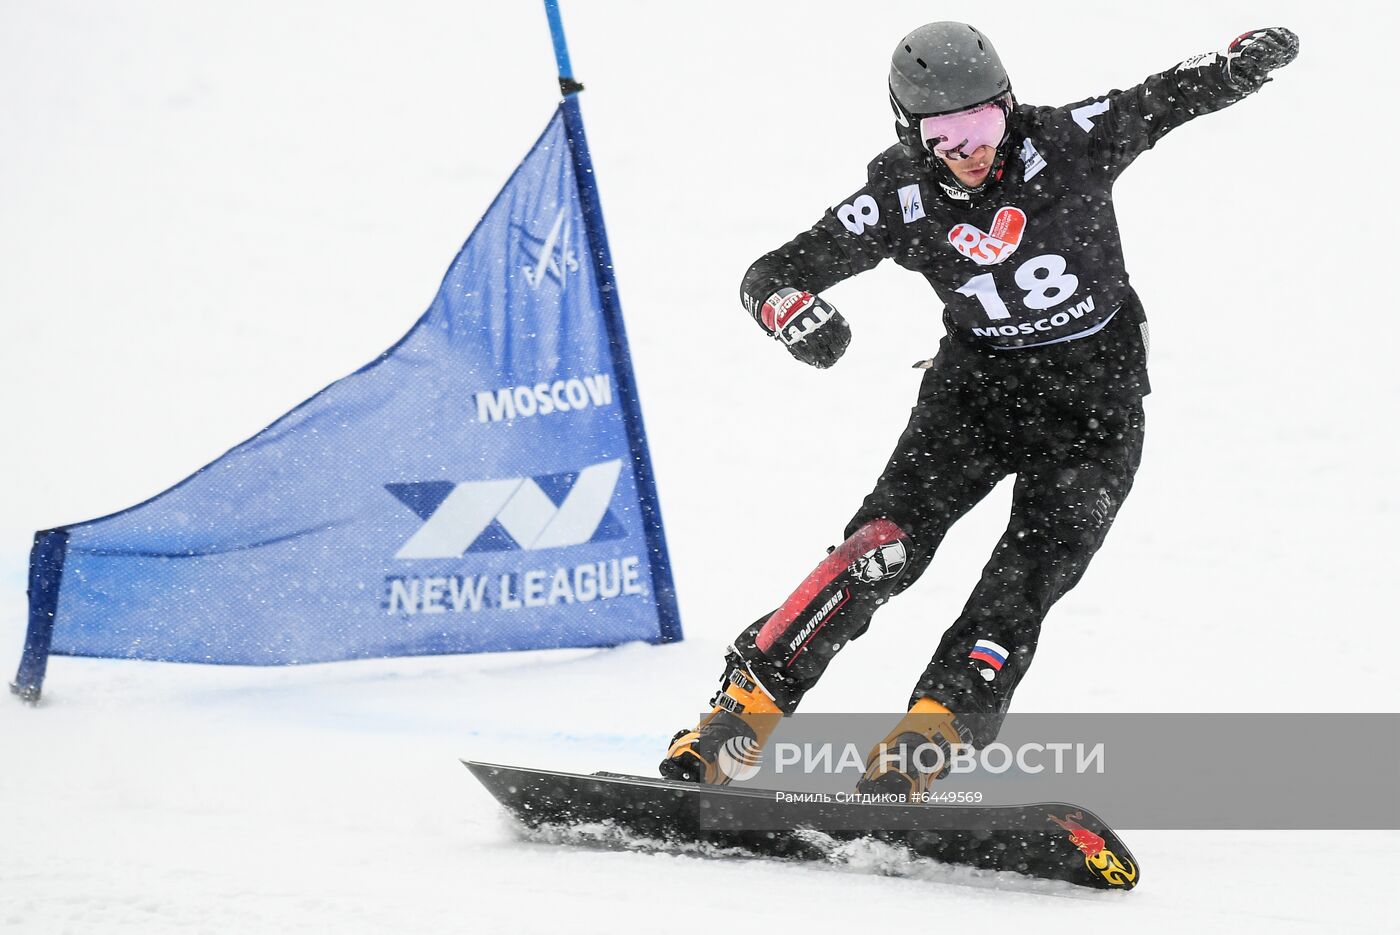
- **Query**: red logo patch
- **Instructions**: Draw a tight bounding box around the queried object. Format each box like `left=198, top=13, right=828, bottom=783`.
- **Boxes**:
left=1048, top=811, right=1106, bottom=858
left=761, top=289, right=817, bottom=333
left=948, top=206, right=1026, bottom=266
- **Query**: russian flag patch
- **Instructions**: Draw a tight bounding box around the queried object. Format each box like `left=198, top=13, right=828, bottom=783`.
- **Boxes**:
left=969, top=638, right=1010, bottom=671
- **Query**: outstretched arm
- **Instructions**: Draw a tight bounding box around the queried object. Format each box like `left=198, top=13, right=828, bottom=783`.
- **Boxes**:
left=1065, top=27, right=1299, bottom=173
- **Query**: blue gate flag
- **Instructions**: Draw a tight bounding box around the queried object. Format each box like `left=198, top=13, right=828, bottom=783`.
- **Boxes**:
left=12, top=108, right=682, bottom=701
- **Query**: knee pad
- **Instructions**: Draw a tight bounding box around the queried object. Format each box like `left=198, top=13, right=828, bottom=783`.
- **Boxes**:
left=751, top=519, right=910, bottom=676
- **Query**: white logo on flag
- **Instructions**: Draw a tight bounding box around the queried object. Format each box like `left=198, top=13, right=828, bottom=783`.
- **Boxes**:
left=521, top=207, right=581, bottom=289
left=394, top=460, right=622, bottom=559
left=898, top=183, right=926, bottom=223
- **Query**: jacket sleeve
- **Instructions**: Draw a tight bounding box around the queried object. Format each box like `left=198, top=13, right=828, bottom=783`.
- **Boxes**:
left=739, top=182, right=897, bottom=325
left=1061, top=50, right=1255, bottom=175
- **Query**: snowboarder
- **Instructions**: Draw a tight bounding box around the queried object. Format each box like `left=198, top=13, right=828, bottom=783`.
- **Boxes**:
left=661, top=22, right=1298, bottom=793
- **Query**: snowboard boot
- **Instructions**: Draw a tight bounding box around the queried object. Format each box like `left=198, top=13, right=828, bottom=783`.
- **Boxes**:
left=855, top=697, right=970, bottom=797
left=659, top=660, right=782, bottom=785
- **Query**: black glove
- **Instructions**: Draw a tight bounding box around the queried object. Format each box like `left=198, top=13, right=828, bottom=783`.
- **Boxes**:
left=752, top=287, right=851, bottom=368
left=1224, top=27, right=1299, bottom=92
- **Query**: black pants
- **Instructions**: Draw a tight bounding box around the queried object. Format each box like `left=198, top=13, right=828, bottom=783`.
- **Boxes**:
left=734, top=345, right=1145, bottom=741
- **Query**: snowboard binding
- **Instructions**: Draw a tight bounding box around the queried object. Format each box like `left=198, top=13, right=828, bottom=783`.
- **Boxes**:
left=856, top=697, right=972, bottom=796
left=659, top=659, right=782, bottom=785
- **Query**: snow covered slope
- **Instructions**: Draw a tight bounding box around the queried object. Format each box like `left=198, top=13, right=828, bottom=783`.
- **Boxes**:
left=2, top=2, right=1395, bottom=932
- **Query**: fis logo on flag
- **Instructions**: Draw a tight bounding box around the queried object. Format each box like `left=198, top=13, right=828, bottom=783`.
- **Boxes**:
left=518, top=207, right=580, bottom=290
left=387, top=460, right=626, bottom=559
left=970, top=638, right=1010, bottom=682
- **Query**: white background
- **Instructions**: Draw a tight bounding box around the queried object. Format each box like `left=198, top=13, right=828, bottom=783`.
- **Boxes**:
left=2, top=2, right=1396, bottom=932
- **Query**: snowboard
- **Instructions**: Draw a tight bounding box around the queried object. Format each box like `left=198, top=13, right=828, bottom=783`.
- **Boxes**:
left=464, top=760, right=1139, bottom=890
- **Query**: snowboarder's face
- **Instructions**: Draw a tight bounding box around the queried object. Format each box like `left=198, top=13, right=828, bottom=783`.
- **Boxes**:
left=938, top=145, right=997, bottom=188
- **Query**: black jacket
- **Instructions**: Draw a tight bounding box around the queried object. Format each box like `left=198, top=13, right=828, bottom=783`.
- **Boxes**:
left=741, top=50, right=1257, bottom=401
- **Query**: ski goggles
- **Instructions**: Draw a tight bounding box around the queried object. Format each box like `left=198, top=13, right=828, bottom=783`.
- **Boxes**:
left=919, top=97, right=1009, bottom=159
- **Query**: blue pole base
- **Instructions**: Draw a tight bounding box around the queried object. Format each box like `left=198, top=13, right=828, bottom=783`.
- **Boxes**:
left=12, top=528, right=70, bottom=704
